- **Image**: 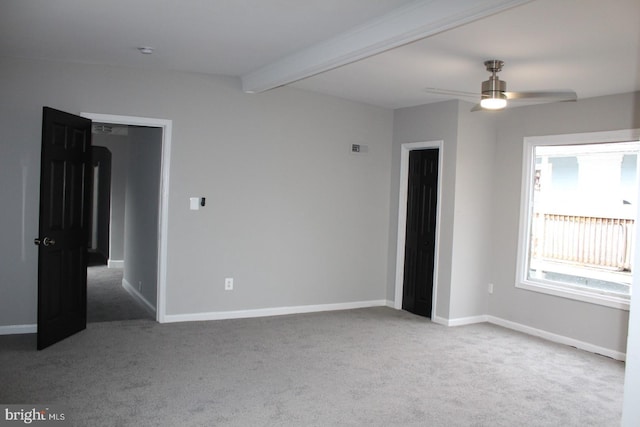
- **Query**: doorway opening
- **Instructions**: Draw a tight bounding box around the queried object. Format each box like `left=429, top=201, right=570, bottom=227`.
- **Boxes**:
left=88, top=124, right=162, bottom=322
left=394, top=140, right=443, bottom=318
left=81, top=113, right=172, bottom=323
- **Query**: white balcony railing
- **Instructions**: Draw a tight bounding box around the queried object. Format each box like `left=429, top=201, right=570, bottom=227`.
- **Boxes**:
left=531, top=213, right=634, bottom=271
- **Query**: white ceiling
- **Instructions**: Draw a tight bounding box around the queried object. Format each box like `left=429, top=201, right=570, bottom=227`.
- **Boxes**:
left=292, top=0, right=640, bottom=108
left=1, top=0, right=639, bottom=109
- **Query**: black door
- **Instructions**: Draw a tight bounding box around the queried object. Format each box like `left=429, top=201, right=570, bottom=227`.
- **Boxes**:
left=402, top=149, right=438, bottom=317
left=36, top=107, right=92, bottom=350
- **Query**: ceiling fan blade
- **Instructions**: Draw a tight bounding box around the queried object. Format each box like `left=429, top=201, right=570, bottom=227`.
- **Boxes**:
left=470, top=104, right=483, bottom=112
left=425, top=87, right=479, bottom=99
left=505, top=90, right=577, bottom=101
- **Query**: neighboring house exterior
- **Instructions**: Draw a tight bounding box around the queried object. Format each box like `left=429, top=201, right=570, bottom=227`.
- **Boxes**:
left=530, top=147, right=639, bottom=295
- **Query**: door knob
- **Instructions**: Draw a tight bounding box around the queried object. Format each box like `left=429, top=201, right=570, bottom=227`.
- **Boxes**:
left=34, top=237, right=56, bottom=246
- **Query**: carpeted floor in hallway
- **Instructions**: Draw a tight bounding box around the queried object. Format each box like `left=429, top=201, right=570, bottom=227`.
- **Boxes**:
left=87, top=266, right=153, bottom=323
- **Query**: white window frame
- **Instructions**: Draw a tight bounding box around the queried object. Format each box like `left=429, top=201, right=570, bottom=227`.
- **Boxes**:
left=516, top=129, right=640, bottom=311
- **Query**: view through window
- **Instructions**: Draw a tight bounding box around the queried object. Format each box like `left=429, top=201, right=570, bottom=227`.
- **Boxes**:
left=518, top=131, right=640, bottom=308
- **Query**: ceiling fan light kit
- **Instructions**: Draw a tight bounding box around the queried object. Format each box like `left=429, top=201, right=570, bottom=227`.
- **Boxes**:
left=480, top=96, right=507, bottom=109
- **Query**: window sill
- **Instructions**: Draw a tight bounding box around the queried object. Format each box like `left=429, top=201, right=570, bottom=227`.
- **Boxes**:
left=516, top=280, right=630, bottom=311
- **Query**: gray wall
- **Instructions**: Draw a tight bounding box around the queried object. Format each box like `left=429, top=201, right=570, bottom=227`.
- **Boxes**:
left=123, top=126, right=162, bottom=308
left=93, top=133, right=129, bottom=263
left=390, top=100, right=495, bottom=320
left=389, top=101, right=459, bottom=318
left=0, top=57, right=393, bottom=326
left=489, top=92, right=640, bottom=353
left=449, top=102, right=496, bottom=319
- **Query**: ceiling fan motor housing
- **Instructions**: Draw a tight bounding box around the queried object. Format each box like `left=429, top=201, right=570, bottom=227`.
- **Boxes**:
left=481, top=75, right=506, bottom=99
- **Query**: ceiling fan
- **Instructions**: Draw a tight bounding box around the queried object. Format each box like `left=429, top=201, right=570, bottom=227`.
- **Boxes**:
left=425, top=59, right=577, bottom=111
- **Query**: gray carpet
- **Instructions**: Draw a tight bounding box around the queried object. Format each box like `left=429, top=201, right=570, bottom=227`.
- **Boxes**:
left=87, top=266, right=152, bottom=323
left=0, top=307, right=624, bottom=426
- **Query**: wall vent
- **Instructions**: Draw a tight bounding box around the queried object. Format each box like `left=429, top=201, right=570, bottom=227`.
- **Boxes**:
left=351, top=143, right=368, bottom=154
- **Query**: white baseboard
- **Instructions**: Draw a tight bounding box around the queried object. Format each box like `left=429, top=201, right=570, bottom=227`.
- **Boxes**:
left=108, top=260, right=124, bottom=268
left=405, top=308, right=625, bottom=361
left=1, top=304, right=623, bottom=360
left=486, top=315, right=626, bottom=361
left=0, top=324, right=37, bottom=335
left=122, top=279, right=157, bottom=317
left=163, top=299, right=388, bottom=323
left=432, top=314, right=488, bottom=327
left=431, top=315, right=448, bottom=326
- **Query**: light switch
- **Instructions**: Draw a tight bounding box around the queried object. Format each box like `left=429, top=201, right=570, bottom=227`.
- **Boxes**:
left=189, top=197, right=200, bottom=210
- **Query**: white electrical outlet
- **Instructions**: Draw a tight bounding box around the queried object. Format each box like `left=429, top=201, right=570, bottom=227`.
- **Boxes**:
left=488, top=283, right=494, bottom=294
left=225, top=278, right=234, bottom=290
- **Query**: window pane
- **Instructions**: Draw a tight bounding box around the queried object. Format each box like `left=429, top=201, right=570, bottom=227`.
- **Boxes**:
left=527, top=142, right=638, bottom=297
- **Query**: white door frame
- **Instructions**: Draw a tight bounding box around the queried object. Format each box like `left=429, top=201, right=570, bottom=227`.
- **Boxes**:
left=81, top=112, right=171, bottom=323
left=394, top=140, right=443, bottom=318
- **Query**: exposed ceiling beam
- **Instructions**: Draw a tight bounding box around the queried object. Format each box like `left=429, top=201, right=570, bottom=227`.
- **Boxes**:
left=241, top=0, right=535, bottom=93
